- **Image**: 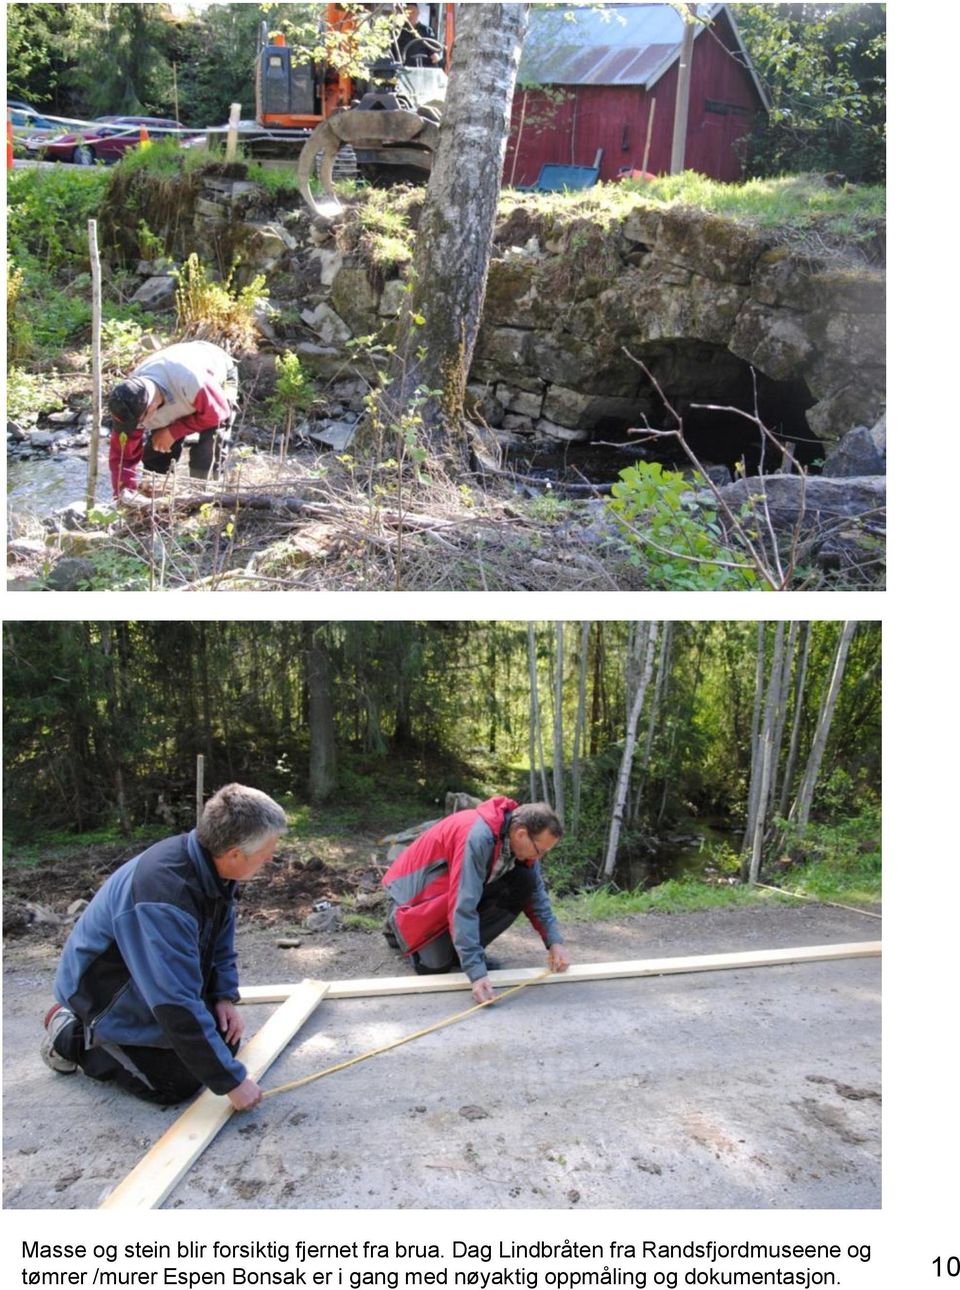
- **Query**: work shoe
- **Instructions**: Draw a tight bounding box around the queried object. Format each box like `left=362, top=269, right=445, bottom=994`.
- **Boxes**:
left=382, top=919, right=399, bottom=949
left=41, top=1004, right=78, bottom=1074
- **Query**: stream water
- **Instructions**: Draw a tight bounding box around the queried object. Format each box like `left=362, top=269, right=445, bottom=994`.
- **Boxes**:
left=618, top=819, right=738, bottom=890
left=6, top=445, right=113, bottom=525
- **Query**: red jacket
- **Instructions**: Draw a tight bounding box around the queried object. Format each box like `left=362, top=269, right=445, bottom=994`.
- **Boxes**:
left=382, top=796, right=561, bottom=980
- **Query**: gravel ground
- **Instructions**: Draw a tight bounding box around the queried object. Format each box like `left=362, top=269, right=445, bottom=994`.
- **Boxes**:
left=3, top=901, right=880, bottom=1210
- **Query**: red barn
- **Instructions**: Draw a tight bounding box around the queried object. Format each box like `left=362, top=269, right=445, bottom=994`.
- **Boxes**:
left=504, top=3, right=770, bottom=186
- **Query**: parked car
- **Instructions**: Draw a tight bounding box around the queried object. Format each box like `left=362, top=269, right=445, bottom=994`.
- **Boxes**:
left=38, top=116, right=193, bottom=165
left=7, top=102, right=90, bottom=150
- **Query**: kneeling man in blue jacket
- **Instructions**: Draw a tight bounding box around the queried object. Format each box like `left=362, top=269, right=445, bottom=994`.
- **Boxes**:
left=41, top=783, right=287, bottom=1111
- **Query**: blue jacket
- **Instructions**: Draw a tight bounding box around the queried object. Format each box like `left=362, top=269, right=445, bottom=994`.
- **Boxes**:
left=54, top=830, right=246, bottom=1094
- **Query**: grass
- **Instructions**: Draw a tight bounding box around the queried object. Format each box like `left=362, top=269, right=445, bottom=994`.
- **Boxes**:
left=502, top=170, right=884, bottom=257
left=556, top=876, right=766, bottom=921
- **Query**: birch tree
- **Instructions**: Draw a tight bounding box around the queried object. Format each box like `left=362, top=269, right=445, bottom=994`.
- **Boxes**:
left=306, top=626, right=337, bottom=803
left=603, top=623, right=659, bottom=880
left=384, top=3, right=530, bottom=459
left=570, top=621, right=591, bottom=834
left=778, top=621, right=812, bottom=818
left=632, top=620, right=673, bottom=822
left=552, top=622, right=566, bottom=823
left=742, top=622, right=767, bottom=851
left=788, top=621, right=859, bottom=833
left=527, top=623, right=549, bottom=801
left=743, top=621, right=785, bottom=884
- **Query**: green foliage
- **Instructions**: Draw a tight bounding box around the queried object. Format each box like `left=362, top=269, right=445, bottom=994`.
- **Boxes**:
left=174, top=252, right=267, bottom=348
left=557, top=877, right=759, bottom=921
left=7, top=167, right=111, bottom=273
left=101, top=317, right=150, bottom=375
left=609, top=462, right=762, bottom=590
left=776, top=803, right=881, bottom=903
left=527, top=492, right=572, bottom=524
left=5, top=368, right=65, bottom=422
left=6, top=262, right=34, bottom=364
left=271, top=350, right=315, bottom=412
left=64, top=551, right=151, bottom=593
left=354, top=188, right=418, bottom=274
left=737, top=4, right=886, bottom=183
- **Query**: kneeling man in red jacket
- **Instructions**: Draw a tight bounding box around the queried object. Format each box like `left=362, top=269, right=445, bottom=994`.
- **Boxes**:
left=383, top=797, right=571, bottom=1003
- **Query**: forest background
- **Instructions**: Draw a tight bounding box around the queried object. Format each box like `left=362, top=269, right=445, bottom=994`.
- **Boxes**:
left=2, top=620, right=880, bottom=920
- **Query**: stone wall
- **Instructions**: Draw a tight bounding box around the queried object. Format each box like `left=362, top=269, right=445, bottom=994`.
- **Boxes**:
left=146, top=171, right=886, bottom=455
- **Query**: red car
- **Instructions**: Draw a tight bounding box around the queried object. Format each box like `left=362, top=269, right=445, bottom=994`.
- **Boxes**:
left=37, top=116, right=190, bottom=165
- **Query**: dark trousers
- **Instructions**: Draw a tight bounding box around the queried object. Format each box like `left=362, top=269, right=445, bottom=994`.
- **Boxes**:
left=143, top=430, right=218, bottom=480
left=54, top=1008, right=238, bottom=1106
left=411, top=864, right=537, bottom=975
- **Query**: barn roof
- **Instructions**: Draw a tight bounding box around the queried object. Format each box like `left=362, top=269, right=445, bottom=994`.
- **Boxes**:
left=518, top=3, right=770, bottom=109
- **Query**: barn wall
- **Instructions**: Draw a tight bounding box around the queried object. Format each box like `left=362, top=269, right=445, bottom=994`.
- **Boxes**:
left=504, top=10, right=765, bottom=186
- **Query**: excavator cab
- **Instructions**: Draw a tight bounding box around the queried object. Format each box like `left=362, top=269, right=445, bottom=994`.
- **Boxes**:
left=254, top=5, right=453, bottom=217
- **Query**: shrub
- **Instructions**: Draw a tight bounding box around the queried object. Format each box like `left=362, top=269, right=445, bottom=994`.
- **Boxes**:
left=609, top=461, right=762, bottom=590
left=174, top=252, right=266, bottom=349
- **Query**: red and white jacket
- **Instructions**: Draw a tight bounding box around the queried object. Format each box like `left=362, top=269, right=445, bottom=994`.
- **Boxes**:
left=109, top=341, right=235, bottom=494
left=382, top=796, right=562, bottom=981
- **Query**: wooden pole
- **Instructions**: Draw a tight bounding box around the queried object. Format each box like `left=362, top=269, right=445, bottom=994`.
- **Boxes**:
left=86, top=220, right=102, bottom=511
left=670, top=8, right=696, bottom=174
left=642, top=97, right=656, bottom=175
left=225, top=102, right=241, bottom=163
left=195, top=755, right=204, bottom=826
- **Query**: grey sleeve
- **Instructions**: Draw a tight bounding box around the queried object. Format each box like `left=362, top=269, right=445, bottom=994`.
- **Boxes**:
left=450, top=820, right=494, bottom=982
left=525, top=862, right=563, bottom=948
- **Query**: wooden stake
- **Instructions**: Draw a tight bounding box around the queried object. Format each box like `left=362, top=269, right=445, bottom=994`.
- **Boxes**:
left=99, top=979, right=328, bottom=1210
left=86, top=220, right=101, bottom=511
left=642, top=97, right=656, bottom=175
left=226, top=102, right=241, bottom=163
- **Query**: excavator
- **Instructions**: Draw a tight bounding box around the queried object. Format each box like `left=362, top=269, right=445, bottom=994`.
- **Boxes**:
left=254, top=4, right=455, bottom=218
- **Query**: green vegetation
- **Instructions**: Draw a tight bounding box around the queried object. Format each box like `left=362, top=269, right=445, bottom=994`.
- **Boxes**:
left=558, top=877, right=761, bottom=921
left=735, top=4, right=886, bottom=184
left=776, top=804, right=881, bottom=904
left=609, top=462, right=763, bottom=592
left=174, top=252, right=267, bottom=349
left=504, top=172, right=884, bottom=261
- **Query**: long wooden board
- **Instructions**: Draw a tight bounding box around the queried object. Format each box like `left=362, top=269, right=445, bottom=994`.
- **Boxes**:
left=99, top=978, right=329, bottom=1210
left=238, top=941, right=881, bottom=1005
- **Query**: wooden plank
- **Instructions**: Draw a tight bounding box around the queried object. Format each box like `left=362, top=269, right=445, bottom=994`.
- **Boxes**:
left=239, top=942, right=881, bottom=1005
left=99, top=978, right=329, bottom=1210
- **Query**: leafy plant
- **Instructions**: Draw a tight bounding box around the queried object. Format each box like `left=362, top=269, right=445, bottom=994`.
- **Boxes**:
left=174, top=252, right=267, bottom=348
left=6, top=367, right=64, bottom=421
left=609, top=461, right=762, bottom=590
left=267, top=350, right=317, bottom=463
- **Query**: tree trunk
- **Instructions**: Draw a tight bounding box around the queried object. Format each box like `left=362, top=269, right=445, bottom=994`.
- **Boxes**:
left=633, top=620, right=672, bottom=822
left=789, top=622, right=858, bottom=833
left=745, top=621, right=785, bottom=884
left=527, top=623, right=549, bottom=801
left=603, top=623, right=658, bottom=880
left=778, top=621, right=812, bottom=818
left=306, top=627, right=337, bottom=804
left=742, top=622, right=767, bottom=850
left=382, top=3, right=530, bottom=461
left=767, top=621, right=799, bottom=817
left=570, top=621, right=591, bottom=834
left=552, top=622, right=566, bottom=823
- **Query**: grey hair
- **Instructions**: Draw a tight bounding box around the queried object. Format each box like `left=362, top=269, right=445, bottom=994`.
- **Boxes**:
left=511, top=802, right=563, bottom=840
left=196, top=783, right=288, bottom=857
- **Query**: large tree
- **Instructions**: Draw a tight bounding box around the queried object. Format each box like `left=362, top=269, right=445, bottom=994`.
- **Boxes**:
left=379, top=2, right=530, bottom=462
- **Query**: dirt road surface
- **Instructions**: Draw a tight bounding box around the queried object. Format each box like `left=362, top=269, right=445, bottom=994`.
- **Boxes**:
left=3, top=902, right=880, bottom=1210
